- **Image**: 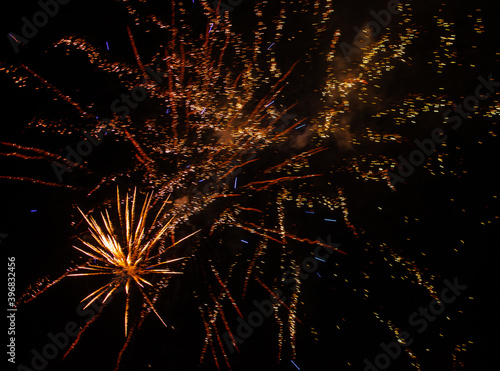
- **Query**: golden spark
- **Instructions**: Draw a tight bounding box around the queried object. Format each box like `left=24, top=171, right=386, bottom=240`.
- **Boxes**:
left=69, top=187, right=198, bottom=335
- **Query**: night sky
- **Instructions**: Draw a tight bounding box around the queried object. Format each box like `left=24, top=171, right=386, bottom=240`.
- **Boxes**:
left=1, top=1, right=499, bottom=370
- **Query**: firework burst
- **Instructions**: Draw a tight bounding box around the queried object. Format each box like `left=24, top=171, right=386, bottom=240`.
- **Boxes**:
left=68, top=187, right=197, bottom=336
left=2, top=0, right=496, bottom=369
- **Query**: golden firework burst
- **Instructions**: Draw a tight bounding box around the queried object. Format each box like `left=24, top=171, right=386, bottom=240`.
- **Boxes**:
left=69, top=187, right=198, bottom=335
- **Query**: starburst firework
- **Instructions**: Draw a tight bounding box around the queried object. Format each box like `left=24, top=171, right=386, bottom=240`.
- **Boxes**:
left=68, top=188, right=197, bottom=336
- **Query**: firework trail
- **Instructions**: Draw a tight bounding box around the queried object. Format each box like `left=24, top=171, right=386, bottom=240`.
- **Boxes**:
left=2, top=0, right=495, bottom=369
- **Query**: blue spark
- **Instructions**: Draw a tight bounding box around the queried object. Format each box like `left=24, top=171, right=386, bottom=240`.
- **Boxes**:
left=267, top=42, right=275, bottom=50
left=295, top=123, right=306, bottom=130
left=324, top=218, right=337, bottom=222
left=241, top=240, right=249, bottom=244
left=291, top=360, right=301, bottom=370
left=9, top=33, right=21, bottom=43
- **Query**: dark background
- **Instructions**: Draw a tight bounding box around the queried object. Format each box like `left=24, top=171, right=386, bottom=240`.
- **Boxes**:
left=1, top=0, right=499, bottom=370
